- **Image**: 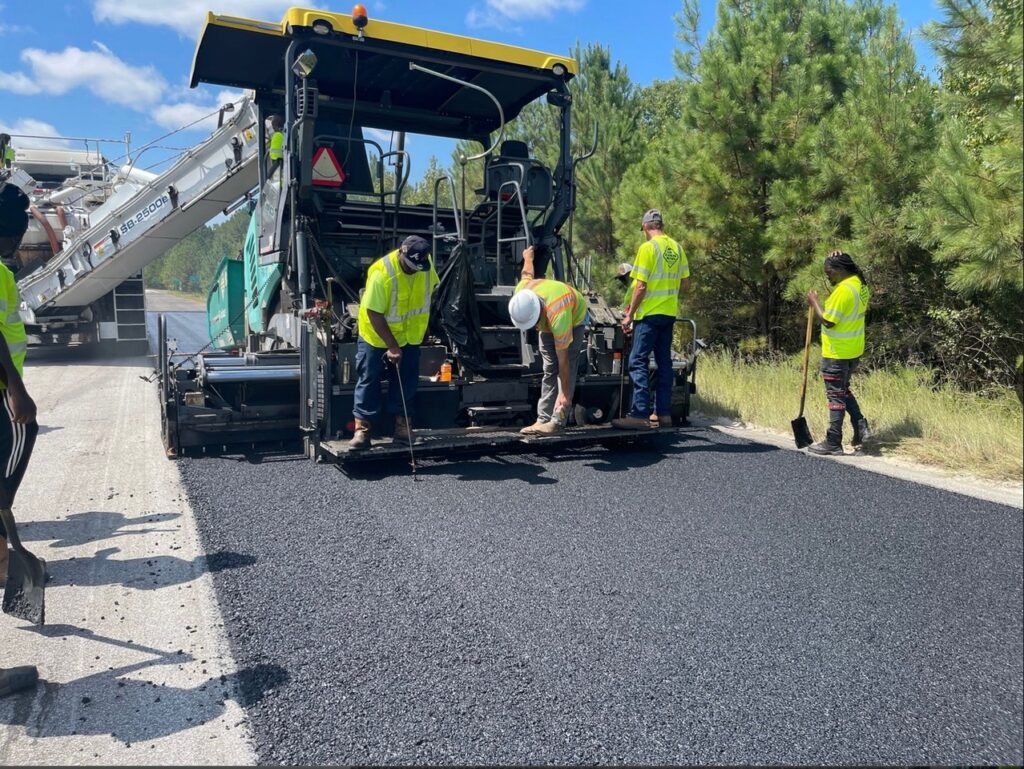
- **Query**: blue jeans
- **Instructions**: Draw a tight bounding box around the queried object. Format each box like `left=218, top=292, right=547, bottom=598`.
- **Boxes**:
left=352, top=337, right=421, bottom=422
left=627, top=314, right=675, bottom=419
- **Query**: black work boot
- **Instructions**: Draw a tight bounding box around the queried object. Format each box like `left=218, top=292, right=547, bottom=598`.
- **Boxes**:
left=347, top=419, right=372, bottom=451
left=0, top=666, right=38, bottom=698
left=808, top=420, right=844, bottom=455
left=807, top=440, right=844, bottom=455
left=852, top=418, right=872, bottom=447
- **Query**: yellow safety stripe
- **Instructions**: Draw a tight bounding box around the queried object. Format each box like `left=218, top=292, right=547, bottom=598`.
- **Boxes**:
left=382, top=252, right=431, bottom=323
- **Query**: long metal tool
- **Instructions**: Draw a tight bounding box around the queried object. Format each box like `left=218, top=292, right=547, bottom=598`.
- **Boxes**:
left=389, top=355, right=418, bottom=478
left=791, top=306, right=816, bottom=449
left=1, top=507, right=45, bottom=625
left=617, top=332, right=632, bottom=418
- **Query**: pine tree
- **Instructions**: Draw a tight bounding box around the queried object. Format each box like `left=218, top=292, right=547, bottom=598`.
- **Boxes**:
left=615, top=0, right=884, bottom=351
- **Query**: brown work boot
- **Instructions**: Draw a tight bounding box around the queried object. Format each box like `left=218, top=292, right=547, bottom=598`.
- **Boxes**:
left=393, top=415, right=413, bottom=444
left=347, top=418, right=372, bottom=451
left=520, top=419, right=547, bottom=435
left=611, top=415, right=655, bottom=430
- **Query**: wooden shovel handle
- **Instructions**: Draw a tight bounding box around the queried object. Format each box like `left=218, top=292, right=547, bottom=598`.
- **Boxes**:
left=798, top=305, right=815, bottom=416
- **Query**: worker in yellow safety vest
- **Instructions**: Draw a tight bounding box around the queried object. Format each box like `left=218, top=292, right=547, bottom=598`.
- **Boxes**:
left=612, top=208, right=690, bottom=430
left=266, top=115, right=284, bottom=176
left=0, top=134, right=14, bottom=169
left=0, top=260, right=40, bottom=699
left=348, top=235, right=439, bottom=450
left=805, top=250, right=873, bottom=455
left=508, top=245, right=588, bottom=435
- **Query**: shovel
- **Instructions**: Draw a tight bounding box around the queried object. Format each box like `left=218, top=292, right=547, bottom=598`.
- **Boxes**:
left=791, top=306, right=815, bottom=449
left=1, top=507, right=46, bottom=625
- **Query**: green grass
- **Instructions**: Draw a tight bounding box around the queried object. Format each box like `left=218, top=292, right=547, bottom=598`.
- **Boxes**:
left=693, top=350, right=1024, bottom=482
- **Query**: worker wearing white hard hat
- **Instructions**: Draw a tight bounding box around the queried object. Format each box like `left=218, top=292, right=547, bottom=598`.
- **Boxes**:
left=509, top=246, right=588, bottom=435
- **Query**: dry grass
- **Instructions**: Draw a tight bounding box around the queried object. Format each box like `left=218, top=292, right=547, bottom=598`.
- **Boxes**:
left=693, top=350, right=1024, bottom=482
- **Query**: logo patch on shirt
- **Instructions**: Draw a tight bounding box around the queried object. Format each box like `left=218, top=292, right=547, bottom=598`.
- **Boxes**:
left=664, top=247, right=680, bottom=267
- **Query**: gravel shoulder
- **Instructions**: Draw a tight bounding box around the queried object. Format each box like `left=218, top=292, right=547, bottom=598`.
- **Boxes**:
left=0, top=353, right=255, bottom=766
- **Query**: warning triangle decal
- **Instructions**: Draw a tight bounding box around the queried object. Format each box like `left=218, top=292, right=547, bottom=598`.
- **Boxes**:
left=311, top=146, right=346, bottom=187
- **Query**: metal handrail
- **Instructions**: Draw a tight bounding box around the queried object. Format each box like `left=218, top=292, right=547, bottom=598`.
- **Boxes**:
left=495, top=179, right=532, bottom=286
left=431, top=175, right=463, bottom=254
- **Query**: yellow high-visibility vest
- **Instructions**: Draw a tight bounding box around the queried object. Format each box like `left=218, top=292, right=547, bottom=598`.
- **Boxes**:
left=630, top=235, right=689, bottom=319
left=357, top=250, right=438, bottom=348
left=0, top=264, right=27, bottom=388
left=821, top=275, right=869, bottom=359
left=269, top=131, right=284, bottom=161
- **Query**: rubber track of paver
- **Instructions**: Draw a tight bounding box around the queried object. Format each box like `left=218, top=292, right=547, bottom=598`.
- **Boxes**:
left=179, top=429, right=1024, bottom=765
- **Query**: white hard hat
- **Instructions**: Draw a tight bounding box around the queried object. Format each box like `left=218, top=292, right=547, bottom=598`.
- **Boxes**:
left=508, top=290, right=542, bottom=330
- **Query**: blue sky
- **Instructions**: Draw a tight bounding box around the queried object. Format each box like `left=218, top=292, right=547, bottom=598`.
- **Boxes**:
left=1, top=0, right=945, bottom=181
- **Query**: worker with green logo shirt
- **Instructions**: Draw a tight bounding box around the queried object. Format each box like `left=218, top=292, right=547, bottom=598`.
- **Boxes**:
left=613, top=208, right=690, bottom=430
left=805, top=250, right=873, bottom=455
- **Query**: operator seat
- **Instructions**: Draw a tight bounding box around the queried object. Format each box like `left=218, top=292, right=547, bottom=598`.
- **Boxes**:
left=484, top=140, right=553, bottom=210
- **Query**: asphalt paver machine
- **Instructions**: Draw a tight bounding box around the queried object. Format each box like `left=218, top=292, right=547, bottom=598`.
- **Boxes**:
left=159, top=6, right=699, bottom=462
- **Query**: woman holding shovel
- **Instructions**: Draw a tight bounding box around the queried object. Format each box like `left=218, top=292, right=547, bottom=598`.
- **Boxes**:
left=805, top=250, right=873, bottom=455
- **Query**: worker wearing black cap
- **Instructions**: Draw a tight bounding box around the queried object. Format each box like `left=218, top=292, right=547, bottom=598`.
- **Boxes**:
left=348, top=235, right=439, bottom=450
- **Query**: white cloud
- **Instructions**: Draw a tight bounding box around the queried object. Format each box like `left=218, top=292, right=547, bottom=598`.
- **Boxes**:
left=0, top=22, right=29, bottom=35
left=0, top=118, right=73, bottom=149
left=152, top=89, right=245, bottom=132
left=0, top=70, right=40, bottom=94
left=0, top=44, right=166, bottom=108
left=364, top=127, right=394, bottom=147
left=92, top=0, right=315, bottom=36
left=466, top=0, right=585, bottom=28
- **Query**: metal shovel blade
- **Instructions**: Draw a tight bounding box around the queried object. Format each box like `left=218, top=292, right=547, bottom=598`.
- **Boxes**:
left=791, top=416, right=814, bottom=449
left=1, top=507, right=45, bottom=625
left=3, top=549, right=45, bottom=625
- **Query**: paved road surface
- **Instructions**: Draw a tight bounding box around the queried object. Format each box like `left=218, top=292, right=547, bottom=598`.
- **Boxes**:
left=4, top=306, right=1019, bottom=766
left=157, top=307, right=1023, bottom=765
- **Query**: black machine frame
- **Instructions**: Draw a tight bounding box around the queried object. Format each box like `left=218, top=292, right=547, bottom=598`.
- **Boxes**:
left=160, top=8, right=700, bottom=463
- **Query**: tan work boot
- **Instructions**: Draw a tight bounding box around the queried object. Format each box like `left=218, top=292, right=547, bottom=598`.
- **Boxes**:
left=520, top=419, right=547, bottom=435
left=393, top=415, right=413, bottom=444
left=533, top=419, right=564, bottom=435
left=650, top=414, right=673, bottom=427
left=347, top=418, right=372, bottom=450
left=611, top=415, right=655, bottom=430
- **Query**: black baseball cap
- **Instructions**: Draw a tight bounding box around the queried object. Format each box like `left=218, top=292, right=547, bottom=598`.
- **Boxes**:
left=400, top=235, right=431, bottom=271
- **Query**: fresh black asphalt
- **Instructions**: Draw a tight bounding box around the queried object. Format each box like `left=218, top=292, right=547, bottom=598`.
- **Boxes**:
left=179, top=430, right=1023, bottom=765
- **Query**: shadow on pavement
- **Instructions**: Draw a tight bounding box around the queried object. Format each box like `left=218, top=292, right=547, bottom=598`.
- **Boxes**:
left=44, top=548, right=256, bottom=591
left=3, top=624, right=287, bottom=745
left=676, top=432, right=780, bottom=455
left=19, top=512, right=182, bottom=549
left=417, top=455, right=559, bottom=485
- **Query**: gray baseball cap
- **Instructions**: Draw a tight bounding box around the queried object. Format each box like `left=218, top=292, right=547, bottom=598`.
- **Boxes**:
left=641, top=208, right=663, bottom=229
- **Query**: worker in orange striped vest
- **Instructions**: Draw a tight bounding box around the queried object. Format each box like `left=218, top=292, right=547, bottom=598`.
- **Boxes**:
left=508, top=246, right=588, bottom=435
